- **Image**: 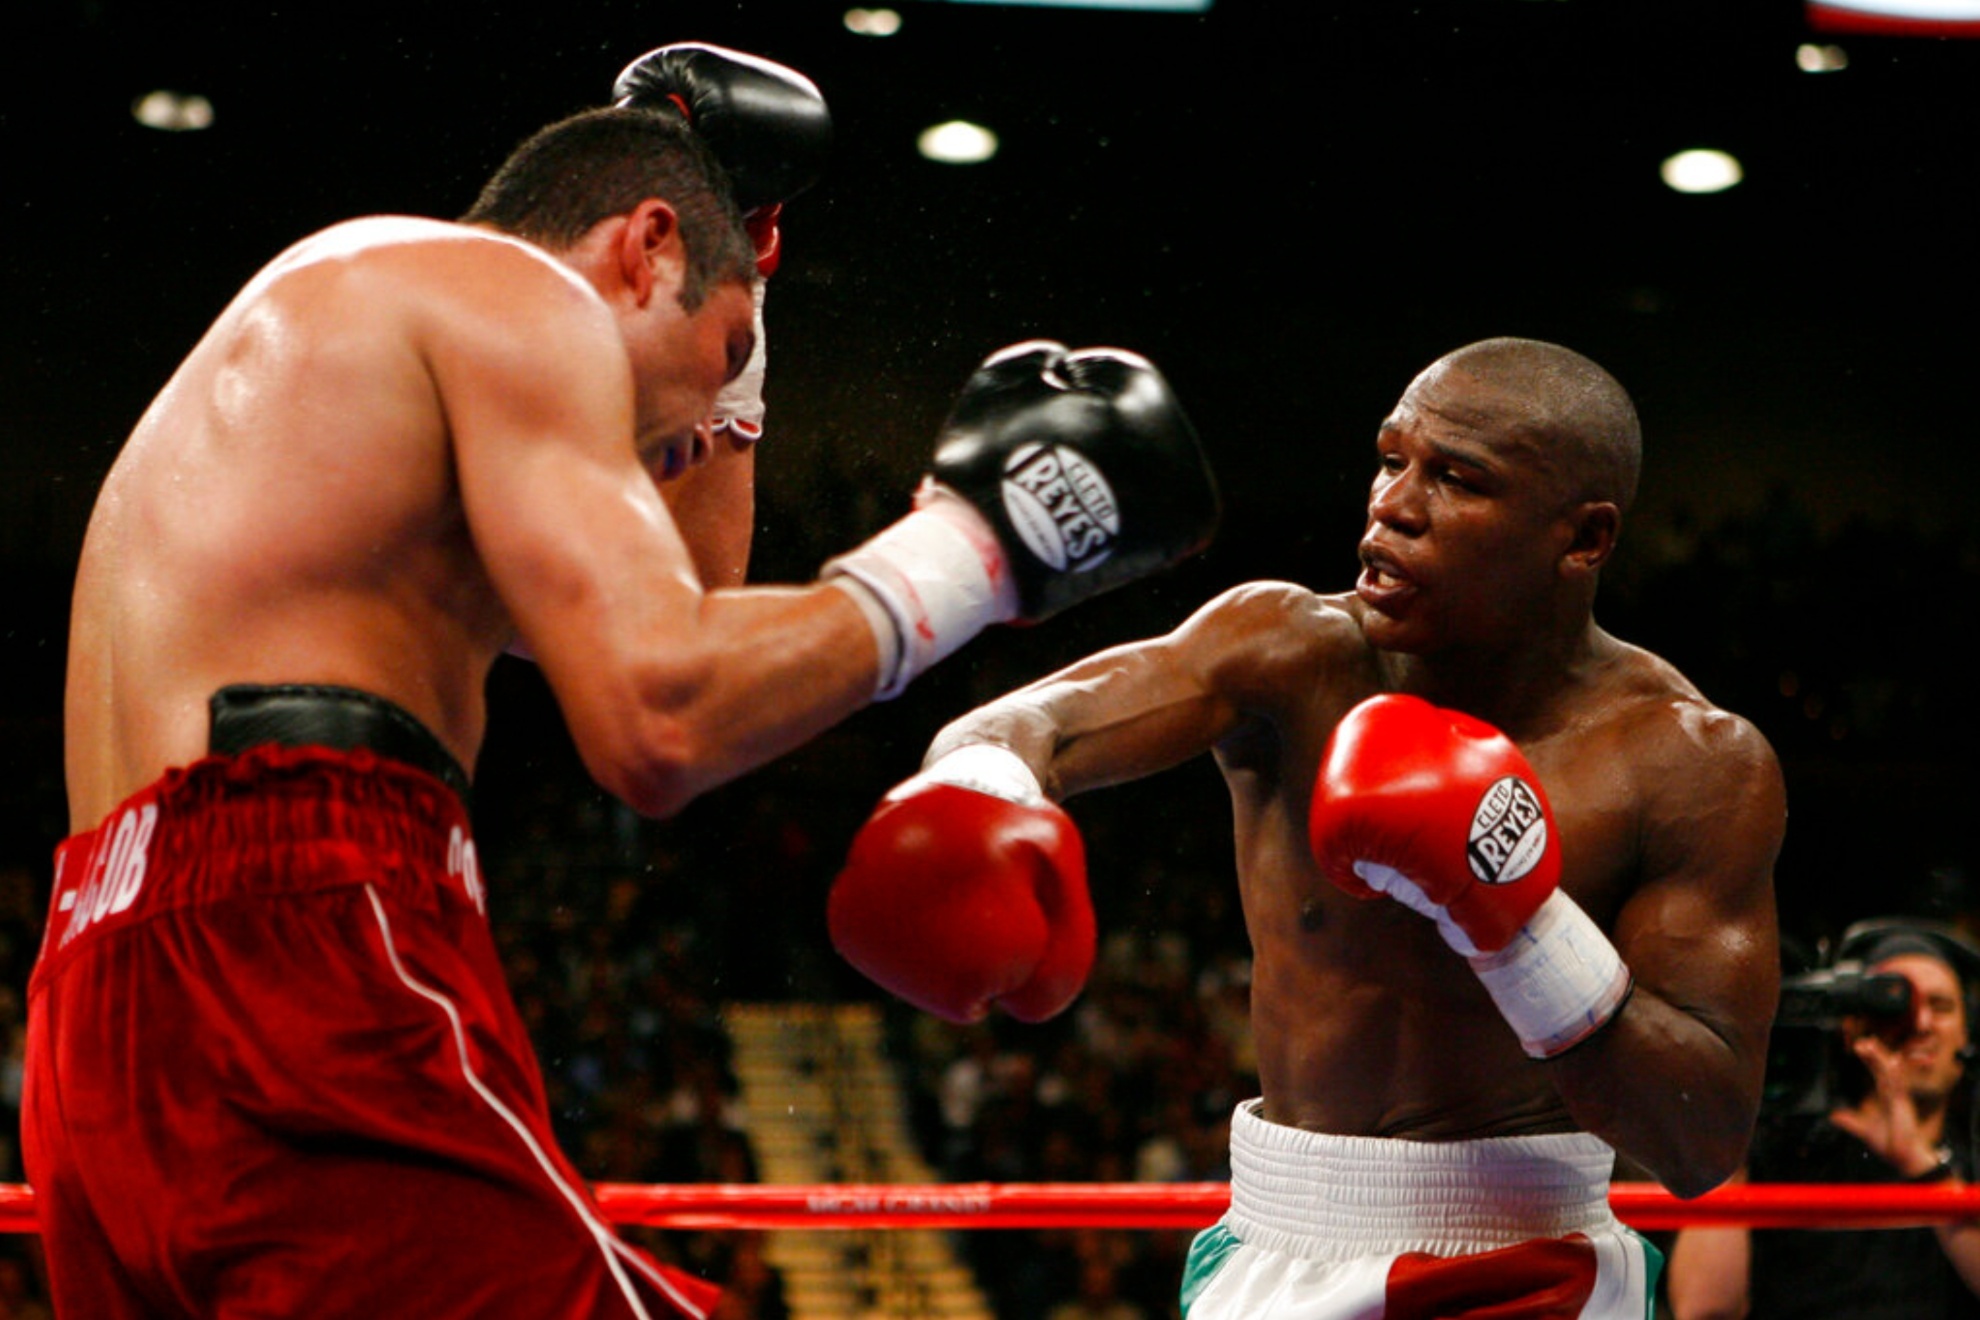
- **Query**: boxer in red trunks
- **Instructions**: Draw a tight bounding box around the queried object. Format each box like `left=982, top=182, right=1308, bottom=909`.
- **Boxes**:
left=31, top=729, right=716, bottom=1317
left=24, top=45, right=1219, bottom=1320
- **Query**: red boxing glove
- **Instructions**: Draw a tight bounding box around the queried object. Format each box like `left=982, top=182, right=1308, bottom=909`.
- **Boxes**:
left=1310, top=694, right=1560, bottom=955
left=743, top=203, right=783, bottom=277
left=1310, top=694, right=1631, bottom=1057
left=829, top=746, right=1095, bottom=1024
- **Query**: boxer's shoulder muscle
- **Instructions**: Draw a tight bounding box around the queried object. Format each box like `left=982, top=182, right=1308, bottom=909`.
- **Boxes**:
left=1590, top=640, right=1775, bottom=777
left=237, top=218, right=608, bottom=375
left=344, top=220, right=607, bottom=365
left=1177, top=583, right=1381, bottom=792
left=1183, top=581, right=1374, bottom=713
left=1578, top=639, right=1784, bottom=872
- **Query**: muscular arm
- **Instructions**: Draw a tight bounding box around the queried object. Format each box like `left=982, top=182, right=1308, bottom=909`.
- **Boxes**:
left=660, top=432, right=756, bottom=588
left=430, top=241, right=878, bottom=817
left=924, top=582, right=1335, bottom=800
left=1550, top=708, right=1785, bottom=1198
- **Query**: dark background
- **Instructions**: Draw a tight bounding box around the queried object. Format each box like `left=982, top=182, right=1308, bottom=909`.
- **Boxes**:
left=4, top=0, right=1978, bottom=951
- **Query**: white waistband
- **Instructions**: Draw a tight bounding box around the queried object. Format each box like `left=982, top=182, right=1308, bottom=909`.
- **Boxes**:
left=1223, top=1099, right=1620, bottom=1262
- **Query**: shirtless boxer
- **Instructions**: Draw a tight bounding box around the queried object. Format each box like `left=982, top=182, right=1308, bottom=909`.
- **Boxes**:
left=831, top=338, right=1785, bottom=1318
left=23, top=53, right=1219, bottom=1320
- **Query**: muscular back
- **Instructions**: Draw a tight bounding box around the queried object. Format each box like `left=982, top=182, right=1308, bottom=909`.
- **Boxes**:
left=64, top=219, right=548, bottom=828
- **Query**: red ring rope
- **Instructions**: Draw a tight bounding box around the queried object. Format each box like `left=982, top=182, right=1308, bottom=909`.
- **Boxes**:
left=3, top=1181, right=1979, bottom=1234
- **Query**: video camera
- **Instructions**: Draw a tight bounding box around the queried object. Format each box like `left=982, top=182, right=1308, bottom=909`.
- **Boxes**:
left=1762, top=917, right=1980, bottom=1117
left=1775, top=965, right=1914, bottom=1031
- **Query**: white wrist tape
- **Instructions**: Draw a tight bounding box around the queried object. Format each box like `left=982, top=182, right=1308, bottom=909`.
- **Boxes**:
left=1468, top=889, right=1633, bottom=1059
left=826, top=576, right=904, bottom=694
left=917, top=744, right=1046, bottom=806
left=711, top=281, right=767, bottom=444
left=822, top=492, right=1018, bottom=700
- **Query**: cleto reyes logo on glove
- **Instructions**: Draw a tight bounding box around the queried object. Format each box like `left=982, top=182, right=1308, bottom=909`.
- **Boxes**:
left=1467, top=776, right=1548, bottom=885
left=1000, top=443, right=1119, bottom=572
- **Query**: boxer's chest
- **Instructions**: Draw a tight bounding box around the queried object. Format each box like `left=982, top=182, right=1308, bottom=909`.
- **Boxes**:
left=1523, top=737, right=1641, bottom=923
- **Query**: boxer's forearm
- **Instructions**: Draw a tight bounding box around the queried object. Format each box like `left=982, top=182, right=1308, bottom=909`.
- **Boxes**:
left=1546, top=987, right=1765, bottom=1199
left=927, top=635, right=1241, bottom=802
left=660, top=438, right=756, bottom=589
left=545, top=581, right=884, bottom=818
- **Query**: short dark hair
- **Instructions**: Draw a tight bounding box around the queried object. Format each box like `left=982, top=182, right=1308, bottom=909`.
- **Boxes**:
left=1440, top=338, right=1643, bottom=513
left=461, top=106, right=755, bottom=310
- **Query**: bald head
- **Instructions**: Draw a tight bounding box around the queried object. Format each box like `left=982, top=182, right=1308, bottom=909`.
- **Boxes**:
left=1427, top=338, right=1642, bottom=513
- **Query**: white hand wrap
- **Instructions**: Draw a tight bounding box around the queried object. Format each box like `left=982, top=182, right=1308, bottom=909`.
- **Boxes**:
left=1354, top=861, right=1484, bottom=955
left=916, top=744, right=1046, bottom=806
left=1467, top=889, right=1633, bottom=1059
left=822, top=487, right=1019, bottom=700
left=711, top=282, right=767, bottom=445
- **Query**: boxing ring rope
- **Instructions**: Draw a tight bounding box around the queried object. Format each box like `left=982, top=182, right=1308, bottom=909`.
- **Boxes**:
left=4, top=1181, right=1980, bottom=1234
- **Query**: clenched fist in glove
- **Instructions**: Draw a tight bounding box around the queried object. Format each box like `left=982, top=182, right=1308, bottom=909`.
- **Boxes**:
left=612, top=41, right=831, bottom=274
left=829, top=745, right=1095, bottom=1024
left=1309, top=694, right=1632, bottom=1058
left=823, top=341, right=1219, bottom=698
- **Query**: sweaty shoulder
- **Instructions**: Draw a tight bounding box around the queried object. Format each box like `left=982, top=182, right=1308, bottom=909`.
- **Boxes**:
left=253, top=218, right=614, bottom=363
left=1181, top=580, right=1376, bottom=714
left=1600, top=643, right=1769, bottom=758
left=1596, top=642, right=1785, bottom=853
left=343, top=218, right=611, bottom=347
left=295, top=219, right=631, bottom=454
left=279, top=217, right=586, bottom=287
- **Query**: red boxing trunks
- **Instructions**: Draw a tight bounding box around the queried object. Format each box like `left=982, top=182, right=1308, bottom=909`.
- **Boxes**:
left=23, top=740, right=720, bottom=1319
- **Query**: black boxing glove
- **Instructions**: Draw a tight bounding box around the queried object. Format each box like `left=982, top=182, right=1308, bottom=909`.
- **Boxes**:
left=612, top=42, right=831, bottom=274
left=823, top=342, right=1219, bottom=698
left=929, top=343, right=1220, bottom=620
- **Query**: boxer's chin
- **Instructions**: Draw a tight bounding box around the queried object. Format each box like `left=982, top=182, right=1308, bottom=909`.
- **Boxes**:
left=1356, top=602, right=1436, bottom=655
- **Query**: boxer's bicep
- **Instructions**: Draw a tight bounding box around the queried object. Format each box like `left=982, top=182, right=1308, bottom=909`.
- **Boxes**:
left=1617, top=710, right=1785, bottom=1054
left=424, top=266, right=708, bottom=706
left=1545, top=708, right=1785, bottom=1195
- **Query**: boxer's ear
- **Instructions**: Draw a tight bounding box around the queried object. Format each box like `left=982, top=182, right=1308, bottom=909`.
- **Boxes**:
left=1561, top=502, right=1620, bottom=577
left=616, top=199, right=688, bottom=309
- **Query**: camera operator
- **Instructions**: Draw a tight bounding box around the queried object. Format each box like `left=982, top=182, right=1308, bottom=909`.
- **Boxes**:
left=1667, top=923, right=1980, bottom=1320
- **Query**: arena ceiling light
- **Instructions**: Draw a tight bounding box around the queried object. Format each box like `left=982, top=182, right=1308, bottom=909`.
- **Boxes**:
left=1660, top=148, right=1743, bottom=195
left=132, top=90, right=214, bottom=132
left=844, top=8, right=904, bottom=35
left=1796, top=43, right=1851, bottom=71
left=917, top=120, right=999, bottom=165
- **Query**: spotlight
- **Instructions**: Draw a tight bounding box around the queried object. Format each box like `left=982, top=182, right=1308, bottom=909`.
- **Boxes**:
left=844, top=8, right=904, bottom=35
left=917, top=120, right=999, bottom=165
left=1660, top=148, right=1743, bottom=195
left=132, top=90, right=214, bottom=132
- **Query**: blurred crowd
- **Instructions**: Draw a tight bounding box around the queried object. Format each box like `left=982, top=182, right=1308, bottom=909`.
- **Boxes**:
left=1, top=481, right=1978, bottom=1316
